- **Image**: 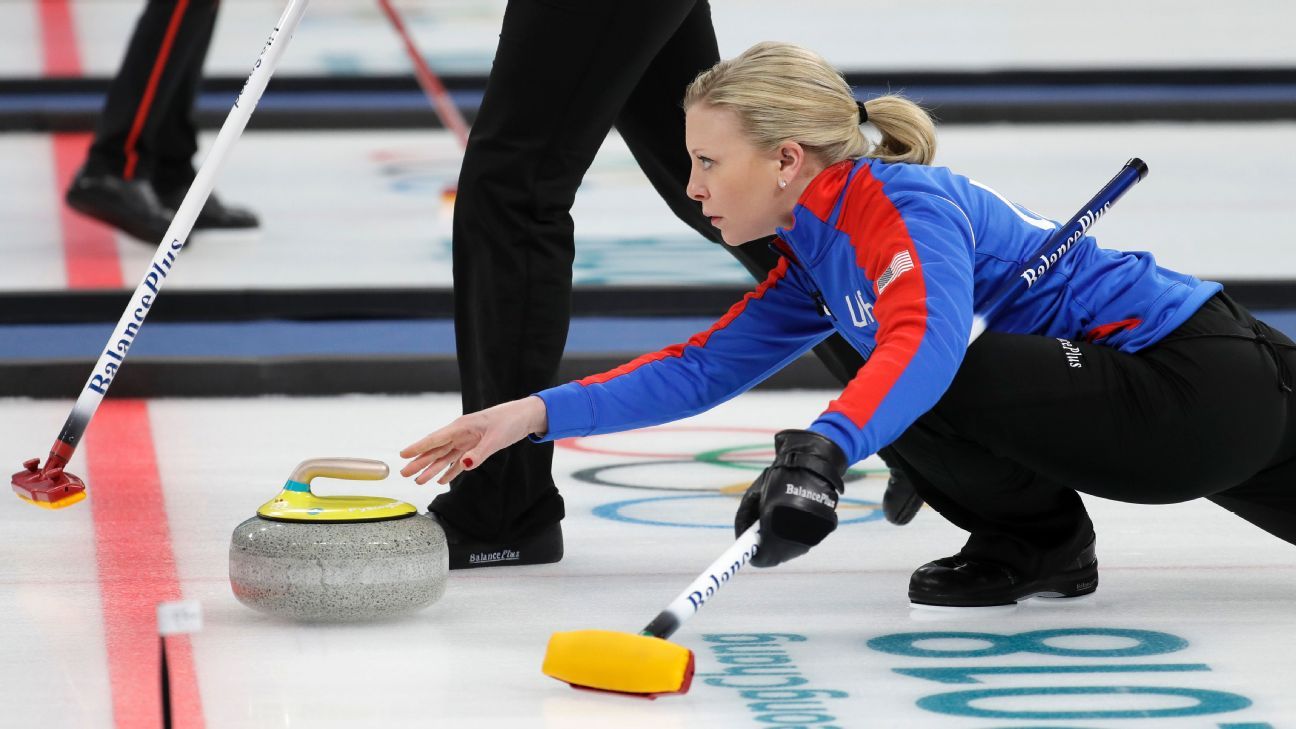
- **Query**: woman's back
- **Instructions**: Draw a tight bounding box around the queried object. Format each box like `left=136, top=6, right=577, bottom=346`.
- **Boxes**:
left=840, top=158, right=1221, bottom=351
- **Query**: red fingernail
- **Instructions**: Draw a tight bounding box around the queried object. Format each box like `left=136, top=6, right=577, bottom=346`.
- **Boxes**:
left=463, top=458, right=474, bottom=468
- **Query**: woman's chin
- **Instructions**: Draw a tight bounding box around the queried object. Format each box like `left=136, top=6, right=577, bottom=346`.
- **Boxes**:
left=721, top=228, right=767, bottom=247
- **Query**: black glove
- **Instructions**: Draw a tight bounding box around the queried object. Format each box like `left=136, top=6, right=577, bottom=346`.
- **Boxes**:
left=734, top=429, right=849, bottom=568
left=882, top=467, right=923, bottom=525
left=877, top=447, right=923, bottom=526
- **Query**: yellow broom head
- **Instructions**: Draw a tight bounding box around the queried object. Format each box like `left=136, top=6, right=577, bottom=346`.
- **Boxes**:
left=542, top=630, right=695, bottom=698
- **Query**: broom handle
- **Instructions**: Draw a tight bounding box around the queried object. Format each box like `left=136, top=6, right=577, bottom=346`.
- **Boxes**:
left=375, top=0, right=470, bottom=147
left=968, top=157, right=1149, bottom=341
left=40, top=0, right=312, bottom=473
left=642, top=524, right=761, bottom=640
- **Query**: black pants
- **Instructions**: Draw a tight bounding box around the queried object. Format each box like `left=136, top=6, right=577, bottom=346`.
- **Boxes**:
left=436, top=0, right=865, bottom=539
left=85, top=0, right=218, bottom=194
left=889, top=292, right=1296, bottom=577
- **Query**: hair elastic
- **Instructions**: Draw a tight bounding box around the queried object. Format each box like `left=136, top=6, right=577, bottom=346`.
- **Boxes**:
left=856, top=100, right=868, bottom=123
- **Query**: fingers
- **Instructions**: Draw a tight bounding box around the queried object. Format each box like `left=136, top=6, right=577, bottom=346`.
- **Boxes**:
left=400, top=443, right=481, bottom=486
left=417, top=451, right=460, bottom=485
left=400, top=416, right=481, bottom=484
left=434, top=458, right=467, bottom=486
left=400, top=408, right=516, bottom=486
left=434, top=443, right=489, bottom=485
left=399, top=437, right=443, bottom=461
left=399, top=424, right=461, bottom=460
left=399, top=441, right=456, bottom=478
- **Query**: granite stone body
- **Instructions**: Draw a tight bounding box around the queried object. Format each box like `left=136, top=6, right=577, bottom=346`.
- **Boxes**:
left=229, top=513, right=448, bottom=621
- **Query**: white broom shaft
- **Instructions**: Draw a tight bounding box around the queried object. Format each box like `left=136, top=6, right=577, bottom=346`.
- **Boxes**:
left=643, top=524, right=760, bottom=639
left=60, top=0, right=311, bottom=437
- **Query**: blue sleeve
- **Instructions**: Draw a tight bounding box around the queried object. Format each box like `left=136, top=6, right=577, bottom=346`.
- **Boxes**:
left=532, top=257, right=834, bottom=441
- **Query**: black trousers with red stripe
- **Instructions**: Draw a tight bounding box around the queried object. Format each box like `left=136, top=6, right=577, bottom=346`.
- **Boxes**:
left=85, top=0, right=218, bottom=195
left=887, top=292, right=1296, bottom=578
left=433, top=0, right=868, bottom=540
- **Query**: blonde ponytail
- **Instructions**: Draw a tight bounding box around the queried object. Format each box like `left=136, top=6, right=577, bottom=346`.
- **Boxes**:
left=861, top=94, right=937, bottom=165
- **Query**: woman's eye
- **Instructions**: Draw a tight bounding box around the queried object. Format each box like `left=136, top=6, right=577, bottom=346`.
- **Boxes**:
left=698, top=156, right=714, bottom=170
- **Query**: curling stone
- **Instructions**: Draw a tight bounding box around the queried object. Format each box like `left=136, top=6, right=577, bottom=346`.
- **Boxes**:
left=229, top=458, right=448, bottom=622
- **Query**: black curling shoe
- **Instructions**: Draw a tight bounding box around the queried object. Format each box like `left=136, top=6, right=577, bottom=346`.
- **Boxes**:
left=909, top=539, right=1098, bottom=608
left=65, top=169, right=174, bottom=243
left=159, top=189, right=260, bottom=230
left=431, top=514, right=564, bottom=570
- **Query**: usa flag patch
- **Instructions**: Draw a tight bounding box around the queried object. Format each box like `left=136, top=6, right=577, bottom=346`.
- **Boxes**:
left=876, top=250, right=914, bottom=294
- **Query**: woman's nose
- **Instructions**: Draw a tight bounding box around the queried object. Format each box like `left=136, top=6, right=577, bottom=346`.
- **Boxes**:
left=687, top=175, right=706, bottom=201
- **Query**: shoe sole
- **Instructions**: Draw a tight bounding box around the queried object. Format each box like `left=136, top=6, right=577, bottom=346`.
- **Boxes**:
left=66, top=196, right=170, bottom=243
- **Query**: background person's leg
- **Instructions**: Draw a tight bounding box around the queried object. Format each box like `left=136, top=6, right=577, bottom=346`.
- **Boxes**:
left=146, top=0, right=214, bottom=196
left=69, top=0, right=221, bottom=242
left=83, top=0, right=218, bottom=184
left=435, top=0, right=709, bottom=554
left=147, top=0, right=258, bottom=230
left=613, top=0, right=719, bottom=246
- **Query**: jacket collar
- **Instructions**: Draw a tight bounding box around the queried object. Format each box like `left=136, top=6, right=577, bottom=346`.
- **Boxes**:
left=775, top=159, right=861, bottom=265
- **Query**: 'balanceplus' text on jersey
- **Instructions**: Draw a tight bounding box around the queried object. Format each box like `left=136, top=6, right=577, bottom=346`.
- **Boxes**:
left=531, top=158, right=1219, bottom=465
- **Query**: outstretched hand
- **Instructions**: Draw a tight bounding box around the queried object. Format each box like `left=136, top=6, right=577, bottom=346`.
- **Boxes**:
left=400, top=396, right=548, bottom=485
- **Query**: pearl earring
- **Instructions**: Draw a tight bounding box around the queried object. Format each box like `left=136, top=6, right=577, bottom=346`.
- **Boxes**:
left=778, top=179, right=787, bottom=189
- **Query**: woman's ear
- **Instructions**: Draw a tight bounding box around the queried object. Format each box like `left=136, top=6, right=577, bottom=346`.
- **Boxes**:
left=777, top=141, right=805, bottom=179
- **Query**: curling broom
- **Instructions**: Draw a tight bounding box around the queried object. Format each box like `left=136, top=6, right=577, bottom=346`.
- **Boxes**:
left=12, top=0, right=313, bottom=509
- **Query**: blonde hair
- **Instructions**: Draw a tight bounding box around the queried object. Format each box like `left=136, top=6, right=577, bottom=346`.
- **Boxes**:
left=683, top=41, right=936, bottom=166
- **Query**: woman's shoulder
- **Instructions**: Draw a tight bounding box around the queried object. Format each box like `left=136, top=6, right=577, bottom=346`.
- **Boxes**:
left=841, top=158, right=969, bottom=209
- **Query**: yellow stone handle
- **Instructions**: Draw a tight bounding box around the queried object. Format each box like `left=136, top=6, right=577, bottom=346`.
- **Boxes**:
left=288, top=458, right=389, bottom=485
left=258, top=458, right=410, bottom=522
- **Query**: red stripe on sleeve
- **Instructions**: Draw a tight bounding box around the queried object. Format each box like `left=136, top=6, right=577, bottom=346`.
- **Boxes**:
left=578, top=257, right=792, bottom=386
left=824, top=167, right=930, bottom=427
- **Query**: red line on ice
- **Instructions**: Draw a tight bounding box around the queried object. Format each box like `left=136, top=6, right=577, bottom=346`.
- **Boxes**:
left=87, top=401, right=205, bottom=728
left=43, top=16, right=196, bottom=722
left=39, top=0, right=81, bottom=76
left=42, top=0, right=124, bottom=288
left=53, top=134, right=125, bottom=288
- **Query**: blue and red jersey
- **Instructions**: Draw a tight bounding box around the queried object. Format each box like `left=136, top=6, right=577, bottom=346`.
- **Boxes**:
left=533, top=158, right=1221, bottom=464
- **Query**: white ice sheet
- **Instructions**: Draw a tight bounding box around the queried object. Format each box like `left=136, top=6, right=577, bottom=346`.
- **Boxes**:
left=1, top=391, right=1293, bottom=726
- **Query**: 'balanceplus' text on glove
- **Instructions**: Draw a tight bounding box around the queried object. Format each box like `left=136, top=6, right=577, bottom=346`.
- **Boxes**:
left=785, top=483, right=837, bottom=508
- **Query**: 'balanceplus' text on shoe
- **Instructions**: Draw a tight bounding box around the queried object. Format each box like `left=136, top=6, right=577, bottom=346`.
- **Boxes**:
left=468, top=549, right=521, bottom=565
